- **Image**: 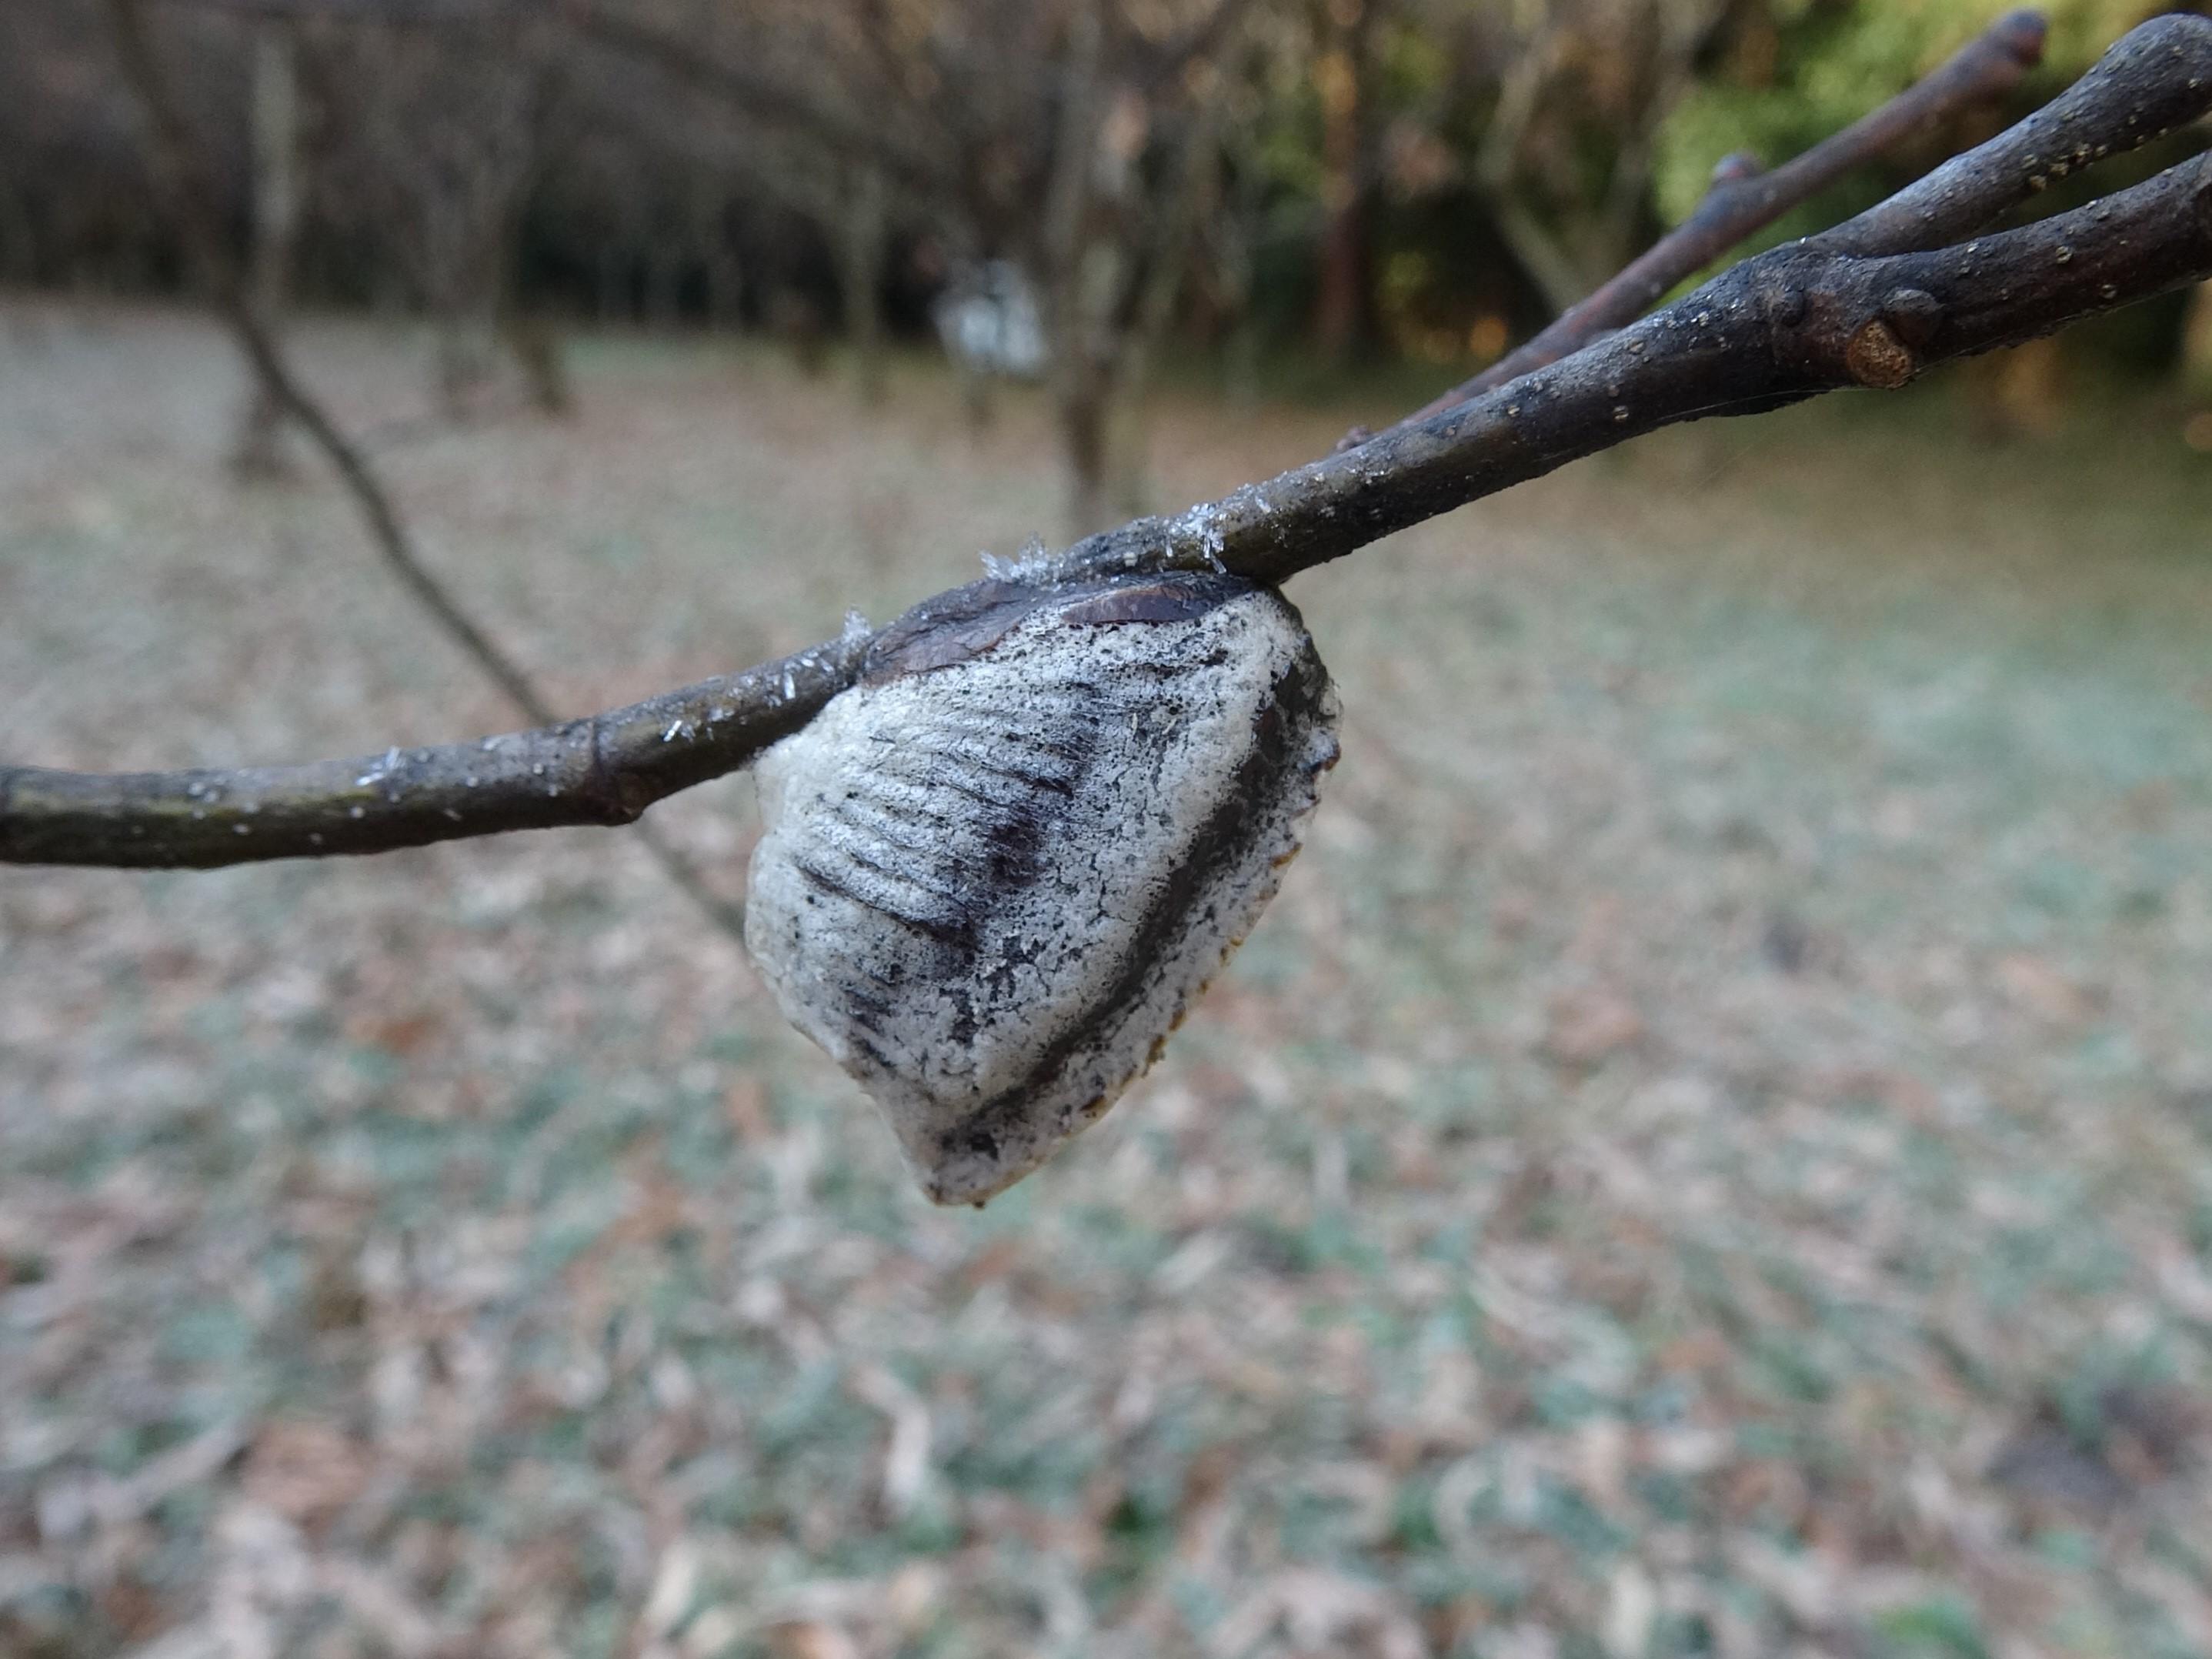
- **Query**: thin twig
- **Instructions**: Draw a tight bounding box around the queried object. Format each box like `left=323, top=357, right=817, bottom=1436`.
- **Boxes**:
left=1392, top=8, right=2048, bottom=432
left=0, top=638, right=865, bottom=867
left=109, top=0, right=551, bottom=721
left=1815, top=14, right=2212, bottom=256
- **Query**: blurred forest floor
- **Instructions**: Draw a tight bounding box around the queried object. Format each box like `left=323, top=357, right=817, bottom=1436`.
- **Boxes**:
left=5, top=302, right=2212, bottom=1659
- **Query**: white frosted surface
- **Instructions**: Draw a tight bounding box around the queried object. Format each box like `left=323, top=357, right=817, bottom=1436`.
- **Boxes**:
left=746, top=579, right=1338, bottom=1204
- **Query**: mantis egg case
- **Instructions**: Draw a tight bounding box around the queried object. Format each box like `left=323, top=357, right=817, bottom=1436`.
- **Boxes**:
left=743, top=571, right=1340, bottom=1206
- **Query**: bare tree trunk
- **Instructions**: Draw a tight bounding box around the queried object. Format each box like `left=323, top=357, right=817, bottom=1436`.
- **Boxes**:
left=1216, top=146, right=1264, bottom=407
left=940, top=229, right=994, bottom=432
left=232, top=19, right=300, bottom=479
left=495, top=178, right=566, bottom=415
left=1103, top=105, right=1222, bottom=513
left=1058, top=366, right=1113, bottom=536
left=0, top=175, right=36, bottom=285
left=772, top=289, right=830, bottom=375
left=839, top=162, right=889, bottom=402
left=955, top=349, right=996, bottom=432
left=1474, top=22, right=1591, bottom=318
left=1040, top=2, right=1111, bottom=533
left=503, top=313, right=572, bottom=415
left=435, top=312, right=500, bottom=418
left=399, top=28, right=553, bottom=424
left=595, top=243, right=629, bottom=322
left=1313, top=0, right=1380, bottom=362
left=428, top=192, right=506, bottom=420
left=698, top=185, right=744, bottom=330
left=705, top=247, right=744, bottom=329
left=645, top=235, right=685, bottom=327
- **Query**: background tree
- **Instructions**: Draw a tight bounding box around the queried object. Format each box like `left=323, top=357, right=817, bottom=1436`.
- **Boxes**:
left=309, top=12, right=569, bottom=419
left=229, top=15, right=301, bottom=475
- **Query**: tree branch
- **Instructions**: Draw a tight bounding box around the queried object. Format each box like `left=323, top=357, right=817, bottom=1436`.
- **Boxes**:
left=1400, top=8, right=2050, bottom=427
left=1066, top=149, right=2212, bottom=592
left=0, top=639, right=865, bottom=867
left=10, top=14, right=2212, bottom=873
left=1815, top=11, right=2212, bottom=256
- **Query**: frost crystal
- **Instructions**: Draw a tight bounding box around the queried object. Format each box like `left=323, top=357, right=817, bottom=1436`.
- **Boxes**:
left=1154, top=502, right=1229, bottom=575
left=980, top=539, right=1059, bottom=585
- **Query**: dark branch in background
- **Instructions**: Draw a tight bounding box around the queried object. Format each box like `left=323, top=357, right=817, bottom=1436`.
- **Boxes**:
left=0, top=640, right=866, bottom=868
left=108, top=0, right=548, bottom=720
left=1393, top=8, right=2050, bottom=432
left=8, top=13, right=2212, bottom=873
left=92, top=0, right=749, bottom=935
left=561, top=4, right=958, bottom=207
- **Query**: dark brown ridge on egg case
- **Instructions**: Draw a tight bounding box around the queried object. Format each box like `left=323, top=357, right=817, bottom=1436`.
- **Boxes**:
left=917, top=605, right=1338, bottom=1190
left=863, top=573, right=1258, bottom=683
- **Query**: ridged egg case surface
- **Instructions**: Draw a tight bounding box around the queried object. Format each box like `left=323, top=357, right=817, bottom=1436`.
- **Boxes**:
left=745, top=572, right=1340, bottom=1205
